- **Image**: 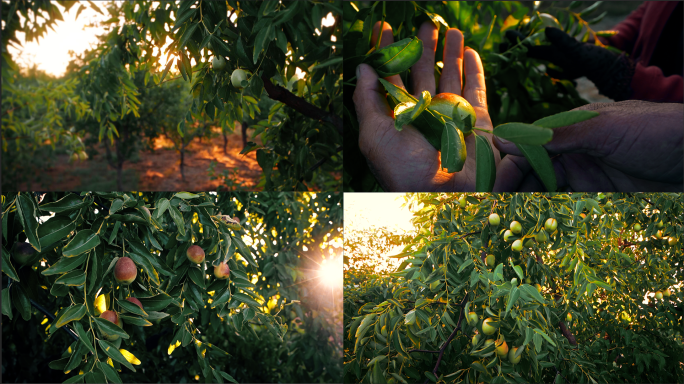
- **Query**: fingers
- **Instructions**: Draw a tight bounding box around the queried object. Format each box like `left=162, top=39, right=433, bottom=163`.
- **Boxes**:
left=353, top=64, right=392, bottom=124
left=462, top=47, right=489, bottom=119
left=493, top=155, right=533, bottom=191
left=439, top=28, right=464, bottom=95
left=371, top=21, right=405, bottom=89
left=411, top=21, right=438, bottom=97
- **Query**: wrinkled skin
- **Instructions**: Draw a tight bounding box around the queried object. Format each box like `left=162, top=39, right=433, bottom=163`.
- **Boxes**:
left=354, top=21, right=500, bottom=191
left=494, top=100, right=683, bottom=192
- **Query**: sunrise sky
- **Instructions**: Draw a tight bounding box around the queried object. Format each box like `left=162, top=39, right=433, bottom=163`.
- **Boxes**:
left=8, top=1, right=335, bottom=79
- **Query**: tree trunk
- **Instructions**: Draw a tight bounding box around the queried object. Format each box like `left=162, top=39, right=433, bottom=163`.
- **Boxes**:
left=241, top=121, right=248, bottom=149
left=116, top=164, right=123, bottom=191
left=180, top=141, right=186, bottom=181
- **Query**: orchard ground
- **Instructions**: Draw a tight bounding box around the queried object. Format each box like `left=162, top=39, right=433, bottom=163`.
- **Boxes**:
left=21, top=126, right=261, bottom=191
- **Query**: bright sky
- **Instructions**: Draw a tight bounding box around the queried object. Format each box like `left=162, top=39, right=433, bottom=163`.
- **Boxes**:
left=8, top=2, right=336, bottom=79
left=8, top=3, right=106, bottom=77
left=344, top=193, right=420, bottom=260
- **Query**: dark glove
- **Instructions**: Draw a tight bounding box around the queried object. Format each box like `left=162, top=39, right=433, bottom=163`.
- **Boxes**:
left=502, top=28, right=635, bottom=101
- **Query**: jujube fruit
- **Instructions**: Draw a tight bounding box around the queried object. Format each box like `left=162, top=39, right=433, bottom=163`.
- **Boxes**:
left=504, top=230, right=514, bottom=242
left=212, top=56, right=227, bottom=71
left=99, top=310, right=123, bottom=341
left=231, top=68, right=248, bottom=88
left=471, top=334, right=480, bottom=347
left=508, top=347, right=521, bottom=364
left=512, top=239, right=523, bottom=252
left=495, top=338, right=509, bottom=358
left=11, top=242, right=37, bottom=265
left=510, top=221, right=522, bottom=234
left=544, top=218, right=557, bottom=233
left=214, top=262, right=231, bottom=279
left=466, top=312, right=479, bottom=326
left=536, top=231, right=547, bottom=243
left=655, top=291, right=663, bottom=300
left=114, top=257, right=137, bottom=285
left=186, top=245, right=205, bottom=264
left=126, top=297, right=143, bottom=310
left=486, top=254, right=495, bottom=268
left=488, top=213, right=500, bottom=227
left=482, top=318, right=497, bottom=335
left=633, top=223, right=641, bottom=232
left=428, top=93, right=477, bottom=135
left=458, top=196, right=466, bottom=208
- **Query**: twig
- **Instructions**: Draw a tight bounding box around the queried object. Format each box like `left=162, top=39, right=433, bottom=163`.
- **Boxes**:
left=299, top=145, right=343, bottom=183
left=261, top=75, right=342, bottom=135
left=406, top=294, right=469, bottom=384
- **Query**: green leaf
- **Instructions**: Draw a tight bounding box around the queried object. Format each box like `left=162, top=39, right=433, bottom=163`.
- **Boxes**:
left=168, top=205, right=186, bottom=236
left=493, top=123, right=553, bottom=145
left=17, top=193, right=41, bottom=252
left=98, top=362, right=122, bottom=383
left=37, top=216, right=76, bottom=249
left=520, top=284, right=545, bottom=303
left=94, top=317, right=129, bottom=340
left=42, top=253, right=88, bottom=276
left=253, top=22, right=274, bottom=64
left=73, top=321, right=96, bottom=355
left=12, top=285, right=31, bottom=320
left=62, top=230, right=100, bottom=257
left=505, top=286, right=520, bottom=315
left=232, top=235, right=257, bottom=268
left=54, top=270, right=87, bottom=286
left=515, top=144, right=557, bottom=192
left=40, top=193, right=90, bottom=213
left=532, top=110, right=599, bottom=129
left=475, top=135, right=496, bottom=192
left=441, top=121, right=467, bottom=173
left=533, top=328, right=557, bottom=347
left=119, top=314, right=153, bottom=327
left=98, top=340, right=136, bottom=372
left=118, top=299, right=148, bottom=317
left=513, top=265, right=524, bottom=281
left=232, top=292, right=261, bottom=307
left=55, top=304, right=87, bottom=328
left=378, top=78, right=417, bottom=104
left=1, top=246, right=20, bottom=281
left=364, top=37, right=423, bottom=77
left=2, top=288, right=12, bottom=319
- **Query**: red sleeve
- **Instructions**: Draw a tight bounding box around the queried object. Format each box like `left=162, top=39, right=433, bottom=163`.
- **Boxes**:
left=631, top=62, right=683, bottom=103
left=601, top=3, right=647, bottom=52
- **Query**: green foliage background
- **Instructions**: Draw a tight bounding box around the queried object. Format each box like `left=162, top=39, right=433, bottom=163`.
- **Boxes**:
left=344, top=192, right=683, bottom=384
left=2, top=191, right=342, bottom=383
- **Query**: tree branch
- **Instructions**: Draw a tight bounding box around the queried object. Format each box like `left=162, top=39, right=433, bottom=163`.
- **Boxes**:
left=261, top=75, right=342, bottom=135
left=406, top=294, right=470, bottom=384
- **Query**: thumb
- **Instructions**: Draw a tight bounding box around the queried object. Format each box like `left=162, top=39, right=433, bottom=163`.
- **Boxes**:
left=353, top=64, right=392, bottom=123
left=493, top=103, right=612, bottom=157
left=545, top=27, right=580, bottom=50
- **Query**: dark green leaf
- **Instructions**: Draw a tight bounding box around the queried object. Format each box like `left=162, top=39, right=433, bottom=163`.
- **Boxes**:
left=493, top=123, right=553, bottom=145
left=515, top=144, right=557, bottom=192
left=475, top=135, right=496, bottom=192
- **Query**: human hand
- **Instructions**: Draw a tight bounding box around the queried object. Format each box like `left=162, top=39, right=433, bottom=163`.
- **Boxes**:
left=502, top=27, right=634, bottom=101
left=353, top=21, right=499, bottom=191
left=493, top=100, right=683, bottom=192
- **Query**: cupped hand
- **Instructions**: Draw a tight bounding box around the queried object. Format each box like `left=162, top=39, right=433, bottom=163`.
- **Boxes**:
left=353, top=21, right=499, bottom=191
left=493, top=100, right=683, bottom=191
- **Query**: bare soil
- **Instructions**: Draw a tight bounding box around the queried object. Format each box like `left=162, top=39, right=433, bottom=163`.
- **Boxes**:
left=24, top=128, right=263, bottom=191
